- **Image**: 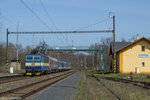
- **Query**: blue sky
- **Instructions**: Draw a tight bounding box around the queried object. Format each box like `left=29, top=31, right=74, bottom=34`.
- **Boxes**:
left=0, top=0, right=150, bottom=48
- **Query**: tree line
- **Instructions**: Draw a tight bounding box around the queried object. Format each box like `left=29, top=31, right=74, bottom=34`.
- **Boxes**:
left=0, top=37, right=113, bottom=72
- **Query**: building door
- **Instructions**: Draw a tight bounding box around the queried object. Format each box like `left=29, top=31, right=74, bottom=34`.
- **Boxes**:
left=10, top=67, right=13, bottom=73
left=136, top=67, right=140, bottom=73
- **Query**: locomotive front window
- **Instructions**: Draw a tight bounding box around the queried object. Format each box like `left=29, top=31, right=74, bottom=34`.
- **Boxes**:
left=26, top=56, right=33, bottom=60
left=34, top=56, right=41, bottom=61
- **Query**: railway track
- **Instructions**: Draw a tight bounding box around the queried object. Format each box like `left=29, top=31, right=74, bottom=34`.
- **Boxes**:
left=0, top=74, right=24, bottom=80
left=0, top=74, right=52, bottom=84
left=0, top=71, right=75, bottom=99
left=90, top=75, right=121, bottom=100
left=0, top=75, right=30, bottom=84
left=0, top=71, right=67, bottom=84
left=96, top=75, right=150, bottom=89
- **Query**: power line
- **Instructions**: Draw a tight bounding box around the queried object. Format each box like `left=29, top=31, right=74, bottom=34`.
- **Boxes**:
left=2, top=15, right=17, bottom=26
left=20, top=0, right=51, bottom=30
left=39, top=0, right=58, bottom=30
left=20, top=0, right=66, bottom=46
left=39, top=0, right=70, bottom=46
left=75, top=18, right=110, bottom=31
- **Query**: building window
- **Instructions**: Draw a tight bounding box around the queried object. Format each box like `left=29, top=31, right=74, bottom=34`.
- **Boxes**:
left=142, top=46, right=145, bottom=51
left=142, top=62, right=145, bottom=67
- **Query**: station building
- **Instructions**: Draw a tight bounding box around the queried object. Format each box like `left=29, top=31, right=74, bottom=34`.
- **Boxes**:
left=111, top=37, right=150, bottom=74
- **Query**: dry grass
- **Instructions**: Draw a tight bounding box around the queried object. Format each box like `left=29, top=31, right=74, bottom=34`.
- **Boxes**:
left=73, top=72, right=117, bottom=100
left=73, top=71, right=150, bottom=100
left=101, top=78, right=150, bottom=100
left=91, top=71, right=150, bottom=82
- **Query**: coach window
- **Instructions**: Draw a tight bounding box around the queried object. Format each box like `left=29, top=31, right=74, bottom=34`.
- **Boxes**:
left=142, top=46, right=145, bottom=51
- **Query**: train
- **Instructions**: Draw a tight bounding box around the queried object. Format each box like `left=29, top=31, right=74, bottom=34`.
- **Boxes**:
left=25, top=54, right=71, bottom=75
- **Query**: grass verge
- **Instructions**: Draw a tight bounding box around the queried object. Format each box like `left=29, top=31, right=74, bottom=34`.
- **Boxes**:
left=73, top=71, right=150, bottom=100
left=91, top=71, right=150, bottom=82
left=73, top=71, right=117, bottom=100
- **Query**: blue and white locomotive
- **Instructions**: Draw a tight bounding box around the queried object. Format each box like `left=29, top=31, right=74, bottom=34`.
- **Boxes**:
left=25, top=54, right=71, bottom=75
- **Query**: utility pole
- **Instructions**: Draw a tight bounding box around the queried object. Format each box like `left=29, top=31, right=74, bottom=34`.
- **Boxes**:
left=92, top=52, right=94, bottom=70
left=16, top=22, right=21, bottom=71
left=84, top=56, right=87, bottom=70
left=113, top=16, right=116, bottom=72
left=72, top=40, right=74, bottom=48
left=33, top=35, right=34, bottom=48
left=6, top=29, right=9, bottom=72
left=16, top=23, right=19, bottom=71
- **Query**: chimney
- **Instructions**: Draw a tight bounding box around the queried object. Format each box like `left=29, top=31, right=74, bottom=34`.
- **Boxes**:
left=130, top=39, right=134, bottom=42
left=136, top=34, right=139, bottom=40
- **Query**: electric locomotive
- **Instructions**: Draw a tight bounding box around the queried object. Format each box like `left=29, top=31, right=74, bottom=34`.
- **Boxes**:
left=25, top=54, right=50, bottom=75
left=25, top=54, right=72, bottom=76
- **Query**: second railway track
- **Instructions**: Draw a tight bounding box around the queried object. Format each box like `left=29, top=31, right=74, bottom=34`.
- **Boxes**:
left=96, top=75, right=150, bottom=89
left=90, top=75, right=121, bottom=100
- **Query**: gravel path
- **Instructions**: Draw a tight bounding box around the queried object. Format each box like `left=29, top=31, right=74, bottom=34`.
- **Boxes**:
left=32, top=71, right=82, bottom=100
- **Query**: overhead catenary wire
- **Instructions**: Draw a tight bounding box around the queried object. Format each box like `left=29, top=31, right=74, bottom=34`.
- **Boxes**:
left=21, top=0, right=111, bottom=47
left=75, top=18, right=110, bottom=31
left=39, top=0, right=58, bottom=30
left=20, top=0, right=66, bottom=46
left=71, top=17, right=111, bottom=47
left=39, top=0, right=70, bottom=46
left=2, top=15, right=17, bottom=26
left=20, top=0, right=51, bottom=30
